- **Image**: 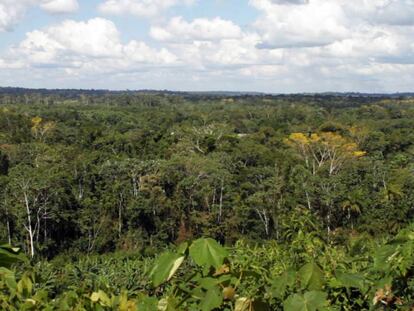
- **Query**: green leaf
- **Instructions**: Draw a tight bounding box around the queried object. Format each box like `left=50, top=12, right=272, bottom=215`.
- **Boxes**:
left=17, top=273, right=33, bottom=296
left=150, top=252, right=185, bottom=287
left=189, top=238, right=228, bottom=269
left=199, top=277, right=220, bottom=290
left=284, top=291, right=328, bottom=311
left=0, top=267, right=17, bottom=291
left=0, top=244, right=27, bottom=268
left=176, top=242, right=189, bottom=255
left=299, top=263, right=325, bottom=291
left=270, top=269, right=296, bottom=299
left=201, top=286, right=223, bottom=311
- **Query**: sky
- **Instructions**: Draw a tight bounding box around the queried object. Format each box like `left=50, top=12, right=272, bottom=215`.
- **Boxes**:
left=1, top=0, right=414, bottom=93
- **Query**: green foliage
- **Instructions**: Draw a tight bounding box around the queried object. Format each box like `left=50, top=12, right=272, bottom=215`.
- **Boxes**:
left=299, top=263, right=325, bottom=291
left=150, top=252, right=185, bottom=287
left=284, top=291, right=328, bottom=311
left=1, top=231, right=414, bottom=309
left=2, top=92, right=414, bottom=309
left=189, top=238, right=229, bottom=269
left=0, top=245, right=26, bottom=268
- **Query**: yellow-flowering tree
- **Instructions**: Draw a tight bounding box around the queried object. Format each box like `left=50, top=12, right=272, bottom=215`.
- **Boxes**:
left=285, top=131, right=367, bottom=236
left=285, top=131, right=366, bottom=176
left=31, top=116, right=56, bottom=142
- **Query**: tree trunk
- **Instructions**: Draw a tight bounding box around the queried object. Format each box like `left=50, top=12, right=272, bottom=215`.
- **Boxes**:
left=36, top=210, right=40, bottom=243
left=23, top=192, right=35, bottom=258
left=255, top=208, right=270, bottom=237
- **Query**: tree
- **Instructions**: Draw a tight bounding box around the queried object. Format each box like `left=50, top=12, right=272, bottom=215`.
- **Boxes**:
left=285, top=131, right=366, bottom=176
left=285, top=131, right=367, bottom=237
left=30, top=116, right=56, bottom=142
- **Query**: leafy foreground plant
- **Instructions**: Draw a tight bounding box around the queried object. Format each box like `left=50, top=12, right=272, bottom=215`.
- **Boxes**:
left=2, top=232, right=414, bottom=310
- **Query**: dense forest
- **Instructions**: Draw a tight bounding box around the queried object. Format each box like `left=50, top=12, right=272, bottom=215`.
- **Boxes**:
left=1, top=90, right=414, bottom=310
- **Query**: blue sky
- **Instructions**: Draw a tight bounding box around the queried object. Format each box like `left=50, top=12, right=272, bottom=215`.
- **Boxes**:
left=1, top=0, right=414, bottom=92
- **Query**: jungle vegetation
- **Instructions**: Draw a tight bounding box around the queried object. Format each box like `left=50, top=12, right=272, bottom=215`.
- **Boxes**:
left=1, top=90, right=414, bottom=310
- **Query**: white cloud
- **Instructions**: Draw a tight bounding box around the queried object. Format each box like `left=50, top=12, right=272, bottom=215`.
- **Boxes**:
left=250, top=0, right=349, bottom=48
left=7, top=18, right=177, bottom=72
left=167, top=33, right=265, bottom=69
left=269, top=0, right=309, bottom=4
left=0, top=0, right=79, bottom=32
left=98, top=0, right=194, bottom=18
left=344, top=0, right=414, bottom=26
left=0, top=0, right=32, bottom=32
left=3, top=0, right=414, bottom=92
left=250, top=0, right=414, bottom=49
left=40, top=0, right=79, bottom=14
left=148, top=16, right=269, bottom=68
left=150, top=17, right=242, bottom=42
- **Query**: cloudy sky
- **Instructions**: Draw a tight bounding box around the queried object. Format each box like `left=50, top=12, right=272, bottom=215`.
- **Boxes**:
left=1, top=0, right=414, bottom=92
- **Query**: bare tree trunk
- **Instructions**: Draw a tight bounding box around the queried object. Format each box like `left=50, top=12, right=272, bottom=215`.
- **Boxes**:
left=88, top=217, right=103, bottom=253
left=264, top=212, right=269, bottom=237
left=23, top=192, right=35, bottom=258
left=255, top=208, right=270, bottom=237
left=36, top=209, right=41, bottom=244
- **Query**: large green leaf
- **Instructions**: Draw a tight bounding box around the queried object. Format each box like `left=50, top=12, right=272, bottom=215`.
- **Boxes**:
left=0, top=244, right=27, bottom=268
left=199, top=277, right=221, bottom=290
left=270, top=269, right=296, bottom=299
left=200, top=286, right=223, bottom=311
left=284, top=291, right=328, bottom=311
left=0, top=267, right=17, bottom=291
left=189, top=238, right=228, bottom=269
left=176, top=242, right=189, bottom=255
left=149, top=252, right=185, bottom=287
left=299, top=263, right=325, bottom=291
